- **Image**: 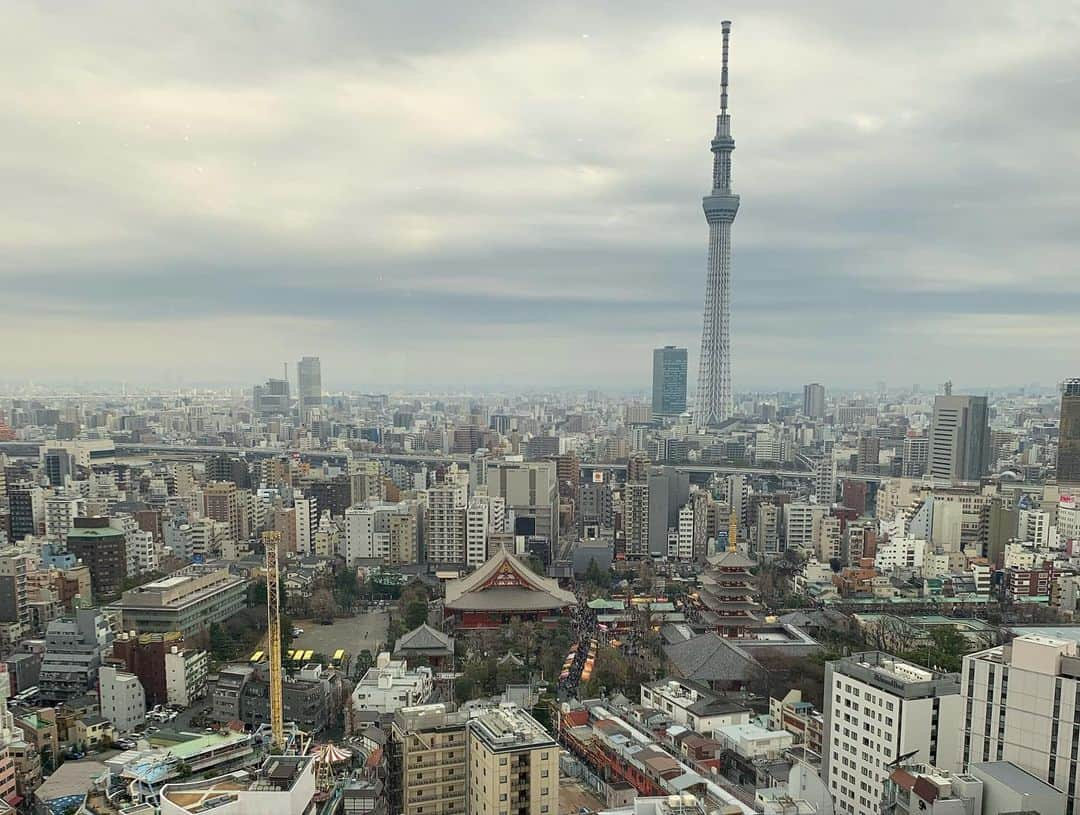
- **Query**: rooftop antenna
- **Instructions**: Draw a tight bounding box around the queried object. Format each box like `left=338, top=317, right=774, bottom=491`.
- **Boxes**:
left=720, top=20, right=732, bottom=115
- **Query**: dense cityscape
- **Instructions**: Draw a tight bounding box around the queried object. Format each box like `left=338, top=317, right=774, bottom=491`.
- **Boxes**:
left=4, top=8, right=1080, bottom=815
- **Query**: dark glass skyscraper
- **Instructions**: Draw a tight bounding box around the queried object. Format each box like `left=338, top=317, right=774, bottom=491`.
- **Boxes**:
left=297, top=356, right=322, bottom=421
left=1059, top=378, right=1080, bottom=486
left=652, top=346, right=688, bottom=416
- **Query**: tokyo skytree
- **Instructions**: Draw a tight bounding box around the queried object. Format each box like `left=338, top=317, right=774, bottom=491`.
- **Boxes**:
left=695, top=20, right=739, bottom=427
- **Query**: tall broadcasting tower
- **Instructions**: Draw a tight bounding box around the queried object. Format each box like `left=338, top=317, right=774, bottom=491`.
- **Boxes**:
left=695, top=20, right=740, bottom=427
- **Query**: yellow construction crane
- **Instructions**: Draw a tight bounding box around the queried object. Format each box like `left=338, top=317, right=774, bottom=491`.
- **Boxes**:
left=263, top=530, right=284, bottom=752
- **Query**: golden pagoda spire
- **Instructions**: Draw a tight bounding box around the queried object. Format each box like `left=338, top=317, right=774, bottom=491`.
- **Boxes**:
left=728, top=508, right=738, bottom=552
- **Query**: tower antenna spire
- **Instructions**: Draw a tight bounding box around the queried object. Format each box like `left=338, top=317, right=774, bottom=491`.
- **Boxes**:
left=697, top=19, right=739, bottom=428
left=720, top=20, right=731, bottom=115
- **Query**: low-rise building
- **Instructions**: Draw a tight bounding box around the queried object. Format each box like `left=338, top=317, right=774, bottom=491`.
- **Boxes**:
left=208, top=664, right=254, bottom=724
left=351, top=654, right=433, bottom=716
left=237, top=663, right=339, bottom=735
left=160, top=754, right=316, bottom=815
left=768, top=690, right=823, bottom=757
left=72, top=714, right=114, bottom=749
left=640, top=679, right=751, bottom=737
left=116, top=564, right=246, bottom=638
left=714, top=723, right=793, bottom=761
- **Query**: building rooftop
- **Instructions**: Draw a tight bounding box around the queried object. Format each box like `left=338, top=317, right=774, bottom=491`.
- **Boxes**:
left=833, top=651, right=960, bottom=699
left=470, top=705, right=555, bottom=752
left=34, top=760, right=111, bottom=804
left=969, top=760, right=1064, bottom=796
left=161, top=756, right=313, bottom=812
left=118, top=565, right=244, bottom=610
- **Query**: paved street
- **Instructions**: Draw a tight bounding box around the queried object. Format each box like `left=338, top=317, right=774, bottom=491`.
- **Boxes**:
left=290, top=610, right=390, bottom=664
left=558, top=780, right=605, bottom=815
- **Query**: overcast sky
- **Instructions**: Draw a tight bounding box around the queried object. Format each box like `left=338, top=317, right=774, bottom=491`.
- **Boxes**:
left=3, top=2, right=1079, bottom=392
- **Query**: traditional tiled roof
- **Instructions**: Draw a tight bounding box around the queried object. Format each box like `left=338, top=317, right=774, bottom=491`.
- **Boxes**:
left=664, top=632, right=765, bottom=685
left=393, top=623, right=454, bottom=657
left=444, top=547, right=575, bottom=611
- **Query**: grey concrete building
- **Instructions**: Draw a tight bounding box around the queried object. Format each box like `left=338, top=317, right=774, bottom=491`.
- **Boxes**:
left=929, top=394, right=990, bottom=484
left=38, top=607, right=114, bottom=703
left=116, top=564, right=246, bottom=638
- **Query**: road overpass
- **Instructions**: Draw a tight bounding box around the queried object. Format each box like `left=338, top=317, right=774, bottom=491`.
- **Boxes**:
left=0, top=441, right=885, bottom=484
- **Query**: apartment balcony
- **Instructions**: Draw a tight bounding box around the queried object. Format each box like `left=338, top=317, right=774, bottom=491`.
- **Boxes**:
left=409, top=771, right=466, bottom=787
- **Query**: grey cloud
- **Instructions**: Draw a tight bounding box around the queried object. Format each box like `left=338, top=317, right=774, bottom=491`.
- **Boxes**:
left=2, top=1, right=1079, bottom=388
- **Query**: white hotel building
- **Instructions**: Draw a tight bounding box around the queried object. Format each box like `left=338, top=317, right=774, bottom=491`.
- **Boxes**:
left=823, top=652, right=962, bottom=814
left=961, top=633, right=1080, bottom=815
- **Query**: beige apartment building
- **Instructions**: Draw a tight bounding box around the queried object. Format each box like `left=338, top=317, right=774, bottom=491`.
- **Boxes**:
left=390, top=704, right=468, bottom=815
left=468, top=706, right=558, bottom=815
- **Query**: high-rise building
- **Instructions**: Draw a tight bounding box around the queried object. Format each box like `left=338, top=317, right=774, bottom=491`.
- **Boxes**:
left=253, top=377, right=290, bottom=416
left=297, top=356, right=322, bottom=422
left=623, top=482, right=650, bottom=558
left=42, top=447, right=75, bottom=487
left=67, top=516, right=128, bottom=599
left=426, top=473, right=468, bottom=565
left=695, top=21, right=739, bottom=427
left=467, top=706, right=558, bottom=815
left=814, top=456, right=837, bottom=505
left=44, top=495, right=85, bottom=551
left=856, top=436, right=881, bottom=475
left=755, top=502, right=780, bottom=559
left=823, top=652, right=962, bottom=815
left=294, top=496, right=318, bottom=556
left=203, top=481, right=240, bottom=546
left=0, top=549, right=31, bottom=634
left=959, top=633, right=1080, bottom=813
left=647, top=467, right=689, bottom=556
left=484, top=459, right=559, bottom=548
left=803, top=383, right=825, bottom=419
left=929, top=394, right=991, bottom=484
left=1059, top=378, right=1080, bottom=486
left=652, top=346, right=688, bottom=417
left=784, top=502, right=826, bottom=555
left=38, top=607, right=114, bottom=703
left=388, top=704, right=468, bottom=815
left=902, top=434, right=930, bottom=478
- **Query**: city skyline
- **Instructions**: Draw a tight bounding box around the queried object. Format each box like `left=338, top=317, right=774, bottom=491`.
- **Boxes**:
left=4, top=3, right=1079, bottom=387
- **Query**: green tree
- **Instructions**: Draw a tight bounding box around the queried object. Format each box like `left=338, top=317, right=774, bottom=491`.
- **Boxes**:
left=404, top=600, right=429, bottom=630
left=335, top=568, right=360, bottom=610
left=311, top=589, right=338, bottom=622
left=247, top=579, right=268, bottom=608
left=209, top=622, right=231, bottom=660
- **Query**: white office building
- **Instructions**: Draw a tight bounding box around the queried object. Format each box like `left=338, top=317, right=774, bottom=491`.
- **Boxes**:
left=45, top=496, right=85, bottom=551
left=350, top=653, right=433, bottom=715
left=823, top=652, right=962, bottom=815
left=165, top=646, right=209, bottom=708
left=784, top=503, right=826, bottom=555
left=960, top=633, right=1080, bottom=813
left=99, top=665, right=146, bottom=735
left=465, top=497, right=490, bottom=568
left=294, top=496, right=318, bottom=556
